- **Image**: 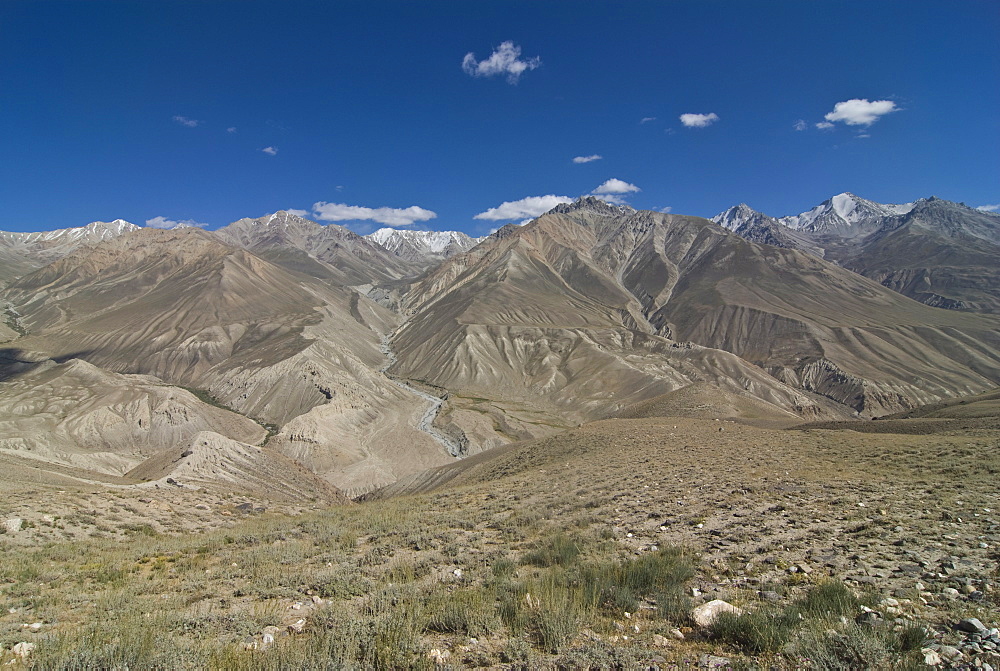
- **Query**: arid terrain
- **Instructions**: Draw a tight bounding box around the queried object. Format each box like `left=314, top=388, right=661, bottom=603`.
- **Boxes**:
left=0, top=197, right=998, bottom=668
left=0, top=388, right=997, bottom=668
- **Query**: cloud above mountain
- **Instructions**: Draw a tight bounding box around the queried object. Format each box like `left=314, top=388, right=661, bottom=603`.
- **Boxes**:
left=572, top=154, right=602, bottom=164
left=679, top=112, right=719, bottom=128
left=474, top=195, right=573, bottom=221
left=312, top=202, right=437, bottom=227
left=172, top=116, right=201, bottom=128
left=593, top=178, right=640, bottom=195
left=145, top=216, right=208, bottom=229
left=462, top=41, right=540, bottom=83
left=823, top=99, right=898, bottom=126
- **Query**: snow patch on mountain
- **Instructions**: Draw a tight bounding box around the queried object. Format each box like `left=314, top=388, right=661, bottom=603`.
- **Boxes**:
left=365, top=228, right=483, bottom=263
left=0, top=219, right=139, bottom=245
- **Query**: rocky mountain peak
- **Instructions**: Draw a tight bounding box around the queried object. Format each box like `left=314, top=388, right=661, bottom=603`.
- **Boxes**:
left=552, top=196, right=637, bottom=218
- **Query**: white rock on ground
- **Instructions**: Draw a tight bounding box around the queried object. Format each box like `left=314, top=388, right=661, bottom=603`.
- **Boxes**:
left=692, top=599, right=744, bottom=627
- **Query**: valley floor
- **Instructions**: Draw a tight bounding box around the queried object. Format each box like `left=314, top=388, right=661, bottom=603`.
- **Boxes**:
left=0, top=414, right=997, bottom=668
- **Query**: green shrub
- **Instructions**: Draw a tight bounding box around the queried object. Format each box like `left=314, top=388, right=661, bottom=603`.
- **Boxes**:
left=711, top=608, right=799, bottom=653
left=522, top=533, right=582, bottom=567
left=796, top=580, right=860, bottom=617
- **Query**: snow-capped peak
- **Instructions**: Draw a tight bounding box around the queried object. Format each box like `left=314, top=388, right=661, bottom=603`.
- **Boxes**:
left=779, top=192, right=914, bottom=233
left=0, top=219, right=139, bottom=245
left=711, top=203, right=769, bottom=231
left=365, top=228, right=483, bottom=262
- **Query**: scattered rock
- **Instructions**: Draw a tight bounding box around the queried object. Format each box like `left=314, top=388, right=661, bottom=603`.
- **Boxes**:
left=12, top=642, right=35, bottom=659
left=699, top=653, right=732, bottom=668
left=287, top=618, right=306, bottom=634
left=3, top=518, right=23, bottom=533
left=957, top=618, right=988, bottom=634
left=692, top=599, right=743, bottom=628
left=922, top=647, right=943, bottom=665
left=428, top=648, right=450, bottom=665
left=651, top=634, right=670, bottom=647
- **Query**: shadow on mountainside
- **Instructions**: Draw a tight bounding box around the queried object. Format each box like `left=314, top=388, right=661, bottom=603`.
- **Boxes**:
left=0, top=348, right=92, bottom=383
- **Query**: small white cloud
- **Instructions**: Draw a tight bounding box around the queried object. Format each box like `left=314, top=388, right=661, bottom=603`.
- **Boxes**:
left=823, top=98, right=898, bottom=126
left=261, top=146, right=278, bottom=156
left=462, top=41, right=540, bottom=84
left=473, top=195, right=573, bottom=221
left=793, top=119, right=808, bottom=131
left=640, top=117, right=656, bottom=124
left=145, top=216, right=208, bottom=229
left=976, top=204, right=1000, bottom=212
left=572, top=154, right=602, bottom=164
left=657, top=206, right=672, bottom=213
left=285, top=209, right=309, bottom=218
left=593, top=178, right=640, bottom=195
left=173, top=115, right=201, bottom=128
left=312, top=202, right=437, bottom=227
left=856, top=132, right=871, bottom=139
left=679, top=112, right=719, bottom=128
left=227, top=127, right=237, bottom=133
left=815, top=121, right=835, bottom=130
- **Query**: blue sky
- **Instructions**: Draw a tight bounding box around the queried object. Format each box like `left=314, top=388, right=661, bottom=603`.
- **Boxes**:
left=1, top=0, right=997, bottom=235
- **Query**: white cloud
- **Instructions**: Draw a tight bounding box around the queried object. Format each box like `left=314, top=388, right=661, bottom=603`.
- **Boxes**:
left=312, top=202, right=437, bottom=227
left=823, top=98, right=898, bottom=126
left=462, top=41, right=540, bottom=84
left=640, top=117, right=657, bottom=124
left=657, top=206, right=672, bottom=213
left=815, top=121, right=835, bottom=130
left=593, top=178, right=640, bottom=195
left=261, top=146, right=278, bottom=156
left=793, top=119, right=808, bottom=131
left=679, top=112, right=719, bottom=128
left=227, top=127, right=237, bottom=133
left=572, top=154, right=602, bottom=164
left=285, top=209, right=309, bottom=218
left=173, top=115, right=201, bottom=127
left=976, top=204, right=1000, bottom=212
left=145, top=216, right=208, bottom=229
left=473, top=195, right=573, bottom=221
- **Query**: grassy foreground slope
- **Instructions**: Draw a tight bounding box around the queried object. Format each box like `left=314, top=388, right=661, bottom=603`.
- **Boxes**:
left=1, top=394, right=997, bottom=668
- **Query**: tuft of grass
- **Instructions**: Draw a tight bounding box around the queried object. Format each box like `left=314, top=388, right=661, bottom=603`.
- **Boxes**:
left=711, top=608, right=800, bottom=653
left=795, top=579, right=861, bottom=617
left=522, top=532, right=583, bottom=567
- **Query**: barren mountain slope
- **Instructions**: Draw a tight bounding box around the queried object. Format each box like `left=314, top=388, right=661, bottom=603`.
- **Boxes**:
left=214, top=211, right=421, bottom=286
left=840, top=199, right=1000, bottom=313
left=0, top=355, right=264, bottom=476
left=389, top=204, right=847, bottom=448
left=394, top=199, right=1000, bottom=421
left=0, top=228, right=458, bottom=494
left=0, top=219, right=139, bottom=287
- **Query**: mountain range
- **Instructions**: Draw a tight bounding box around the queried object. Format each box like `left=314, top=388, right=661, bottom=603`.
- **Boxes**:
left=713, top=193, right=1000, bottom=312
left=0, top=193, right=997, bottom=497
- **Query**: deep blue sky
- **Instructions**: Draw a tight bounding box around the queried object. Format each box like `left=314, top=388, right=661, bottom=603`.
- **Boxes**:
left=1, top=0, right=997, bottom=235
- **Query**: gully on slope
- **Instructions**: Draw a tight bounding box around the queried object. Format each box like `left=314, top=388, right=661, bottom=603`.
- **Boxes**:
left=378, top=332, right=465, bottom=458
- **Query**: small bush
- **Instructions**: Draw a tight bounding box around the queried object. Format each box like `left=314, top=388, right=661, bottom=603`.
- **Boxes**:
left=796, top=580, right=860, bottom=617
left=522, top=533, right=582, bottom=567
left=424, top=588, right=499, bottom=637
left=712, top=608, right=800, bottom=653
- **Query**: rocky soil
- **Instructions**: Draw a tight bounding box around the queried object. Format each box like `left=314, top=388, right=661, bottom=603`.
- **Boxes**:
left=1, top=404, right=996, bottom=668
